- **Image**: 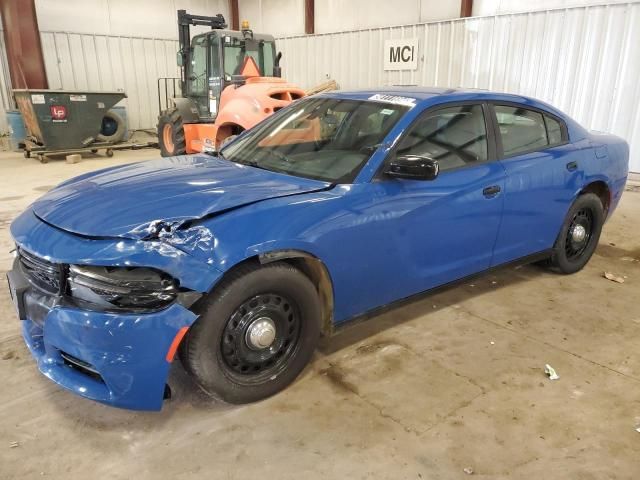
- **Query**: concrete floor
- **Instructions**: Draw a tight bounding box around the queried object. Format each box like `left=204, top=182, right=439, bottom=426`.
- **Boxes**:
left=0, top=148, right=639, bottom=479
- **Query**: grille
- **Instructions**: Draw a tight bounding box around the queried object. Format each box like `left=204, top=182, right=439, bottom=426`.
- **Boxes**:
left=18, top=248, right=65, bottom=295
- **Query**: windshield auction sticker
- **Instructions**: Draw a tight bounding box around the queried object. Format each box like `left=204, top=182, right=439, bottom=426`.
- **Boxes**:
left=368, top=94, right=416, bottom=107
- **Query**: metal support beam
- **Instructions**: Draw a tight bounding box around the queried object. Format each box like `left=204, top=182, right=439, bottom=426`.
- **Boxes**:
left=0, top=0, right=47, bottom=89
left=229, top=0, right=239, bottom=31
left=305, top=0, right=314, bottom=35
left=460, top=0, right=473, bottom=18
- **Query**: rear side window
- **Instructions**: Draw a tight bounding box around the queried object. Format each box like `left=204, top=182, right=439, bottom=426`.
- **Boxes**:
left=544, top=115, right=564, bottom=145
left=494, top=105, right=566, bottom=157
left=397, top=104, right=488, bottom=172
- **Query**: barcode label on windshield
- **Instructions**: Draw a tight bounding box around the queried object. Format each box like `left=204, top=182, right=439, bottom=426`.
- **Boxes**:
left=368, top=94, right=416, bottom=107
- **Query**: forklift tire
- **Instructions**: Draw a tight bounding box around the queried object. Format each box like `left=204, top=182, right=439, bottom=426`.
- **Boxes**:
left=158, top=108, right=186, bottom=157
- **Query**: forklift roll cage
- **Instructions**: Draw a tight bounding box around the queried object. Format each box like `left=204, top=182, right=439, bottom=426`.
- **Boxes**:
left=176, top=9, right=280, bottom=121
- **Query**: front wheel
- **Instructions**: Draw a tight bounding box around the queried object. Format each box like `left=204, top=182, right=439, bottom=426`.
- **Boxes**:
left=157, top=108, right=186, bottom=157
left=546, top=193, right=604, bottom=274
left=181, top=262, right=321, bottom=404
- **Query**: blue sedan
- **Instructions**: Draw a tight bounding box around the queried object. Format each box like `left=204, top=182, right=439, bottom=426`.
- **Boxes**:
left=7, top=88, right=629, bottom=410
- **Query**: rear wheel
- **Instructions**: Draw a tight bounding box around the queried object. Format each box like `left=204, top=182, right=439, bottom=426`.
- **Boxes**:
left=546, top=193, right=604, bottom=274
left=181, top=262, right=321, bottom=404
left=157, top=108, right=186, bottom=157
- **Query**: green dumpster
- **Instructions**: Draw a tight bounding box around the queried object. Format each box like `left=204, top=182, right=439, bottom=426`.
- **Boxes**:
left=13, top=89, right=127, bottom=152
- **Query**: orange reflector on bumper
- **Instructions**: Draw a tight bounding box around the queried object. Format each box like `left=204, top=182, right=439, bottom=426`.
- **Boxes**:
left=166, top=326, right=189, bottom=362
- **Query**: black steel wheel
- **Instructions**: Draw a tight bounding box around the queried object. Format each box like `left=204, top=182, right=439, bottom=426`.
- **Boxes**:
left=547, top=193, right=604, bottom=274
left=181, top=261, right=321, bottom=404
left=220, top=293, right=302, bottom=383
left=564, top=208, right=593, bottom=261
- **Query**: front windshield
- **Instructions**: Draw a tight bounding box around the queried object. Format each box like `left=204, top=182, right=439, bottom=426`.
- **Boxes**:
left=223, top=37, right=275, bottom=77
left=221, top=97, right=409, bottom=183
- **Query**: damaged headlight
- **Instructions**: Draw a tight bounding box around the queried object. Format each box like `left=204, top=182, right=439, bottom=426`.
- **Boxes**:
left=68, top=265, right=179, bottom=311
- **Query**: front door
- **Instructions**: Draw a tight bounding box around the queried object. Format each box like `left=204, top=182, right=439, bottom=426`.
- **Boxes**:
left=333, top=103, right=506, bottom=321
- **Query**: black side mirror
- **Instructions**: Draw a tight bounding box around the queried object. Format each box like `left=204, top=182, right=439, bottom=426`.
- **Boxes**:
left=386, top=155, right=439, bottom=180
left=273, top=52, right=283, bottom=78
left=230, top=75, right=246, bottom=87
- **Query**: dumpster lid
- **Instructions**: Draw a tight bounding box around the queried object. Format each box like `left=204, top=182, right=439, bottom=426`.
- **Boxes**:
left=12, top=89, right=127, bottom=98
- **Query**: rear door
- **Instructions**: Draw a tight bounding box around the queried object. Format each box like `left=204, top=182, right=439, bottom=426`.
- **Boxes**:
left=489, top=103, right=583, bottom=265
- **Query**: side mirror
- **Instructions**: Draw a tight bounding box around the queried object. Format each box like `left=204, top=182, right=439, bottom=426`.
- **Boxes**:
left=386, top=155, right=439, bottom=181
left=230, top=75, right=246, bottom=87
left=176, top=52, right=184, bottom=67
left=273, top=51, right=283, bottom=78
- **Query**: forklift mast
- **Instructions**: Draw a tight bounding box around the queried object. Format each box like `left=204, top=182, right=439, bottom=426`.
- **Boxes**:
left=177, top=9, right=227, bottom=93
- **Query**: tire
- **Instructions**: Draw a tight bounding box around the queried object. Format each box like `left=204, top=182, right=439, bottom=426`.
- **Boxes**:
left=220, top=134, right=238, bottom=148
left=181, top=261, right=321, bottom=404
left=157, top=108, right=186, bottom=157
left=546, top=193, right=604, bottom=274
left=97, top=110, right=126, bottom=143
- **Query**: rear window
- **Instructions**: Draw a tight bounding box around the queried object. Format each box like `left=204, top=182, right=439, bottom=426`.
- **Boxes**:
left=495, top=105, right=566, bottom=157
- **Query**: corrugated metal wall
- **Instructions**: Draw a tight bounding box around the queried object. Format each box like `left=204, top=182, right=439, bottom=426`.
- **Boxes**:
left=278, top=2, right=640, bottom=172
left=39, top=31, right=180, bottom=131
left=0, top=29, right=13, bottom=134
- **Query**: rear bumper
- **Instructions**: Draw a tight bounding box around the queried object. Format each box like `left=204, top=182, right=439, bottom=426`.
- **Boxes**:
left=20, top=293, right=197, bottom=411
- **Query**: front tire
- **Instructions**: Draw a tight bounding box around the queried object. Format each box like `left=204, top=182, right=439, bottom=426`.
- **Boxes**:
left=547, top=193, right=604, bottom=274
left=157, top=108, right=186, bottom=157
left=181, top=262, right=321, bottom=404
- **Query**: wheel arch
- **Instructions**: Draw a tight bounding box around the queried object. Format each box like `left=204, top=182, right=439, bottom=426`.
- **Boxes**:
left=207, top=250, right=335, bottom=337
left=170, top=97, right=199, bottom=124
left=578, top=180, right=611, bottom=217
left=215, top=122, right=245, bottom=145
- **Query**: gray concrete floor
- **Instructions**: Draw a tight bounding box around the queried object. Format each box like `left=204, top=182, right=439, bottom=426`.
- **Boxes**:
left=0, top=148, right=639, bottom=479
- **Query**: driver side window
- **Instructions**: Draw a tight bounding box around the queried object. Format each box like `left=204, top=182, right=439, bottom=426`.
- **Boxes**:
left=397, top=104, right=488, bottom=172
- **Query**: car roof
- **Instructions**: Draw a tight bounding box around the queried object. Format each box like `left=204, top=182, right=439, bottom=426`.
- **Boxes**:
left=317, top=87, right=588, bottom=140
left=321, top=87, right=548, bottom=104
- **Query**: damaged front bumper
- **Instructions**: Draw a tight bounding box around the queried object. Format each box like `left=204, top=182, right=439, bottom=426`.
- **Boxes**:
left=8, top=209, right=224, bottom=410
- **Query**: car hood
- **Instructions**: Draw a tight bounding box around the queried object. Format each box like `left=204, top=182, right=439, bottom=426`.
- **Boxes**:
left=32, top=154, right=330, bottom=239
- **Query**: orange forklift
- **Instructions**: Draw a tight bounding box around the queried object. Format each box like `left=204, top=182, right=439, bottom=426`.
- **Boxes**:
left=158, top=10, right=306, bottom=156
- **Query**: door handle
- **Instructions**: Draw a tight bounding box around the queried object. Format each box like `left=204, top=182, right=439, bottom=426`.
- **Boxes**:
left=566, top=161, right=578, bottom=172
left=483, top=185, right=501, bottom=198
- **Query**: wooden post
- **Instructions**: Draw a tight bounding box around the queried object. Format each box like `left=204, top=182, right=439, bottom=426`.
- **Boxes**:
left=229, top=0, right=239, bottom=30
left=0, top=0, right=48, bottom=90
left=305, top=0, right=314, bottom=34
left=460, top=0, right=473, bottom=18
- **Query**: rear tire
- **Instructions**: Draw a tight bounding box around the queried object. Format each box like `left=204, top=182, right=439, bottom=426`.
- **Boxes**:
left=181, top=262, right=321, bottom=404
left=546, top=193, right=604, bottom=274
left=157, top=108, right=186, bottom=157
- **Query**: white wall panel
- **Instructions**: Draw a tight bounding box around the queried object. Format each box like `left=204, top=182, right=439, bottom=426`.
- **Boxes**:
left=35, top=0, right=229, bottom=38
left=0, top=29, right=11, bottom=134
left=277, top=2, right=640, bottom=172
left=40, top=30, right=180, bottom=130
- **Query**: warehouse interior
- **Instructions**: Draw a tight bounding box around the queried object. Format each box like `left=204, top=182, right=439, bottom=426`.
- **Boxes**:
left=1, top=0, right=639, bottom=478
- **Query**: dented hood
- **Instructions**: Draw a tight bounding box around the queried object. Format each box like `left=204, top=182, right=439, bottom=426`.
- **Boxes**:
left=32, top=155, right=330, bottom=238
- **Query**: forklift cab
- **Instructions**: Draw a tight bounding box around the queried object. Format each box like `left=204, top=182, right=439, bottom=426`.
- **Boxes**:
left=184, top=31, right=278, bottom=120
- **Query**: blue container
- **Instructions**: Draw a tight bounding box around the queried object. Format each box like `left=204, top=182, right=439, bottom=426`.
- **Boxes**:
left=6, top=110, right=26, bottom=151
